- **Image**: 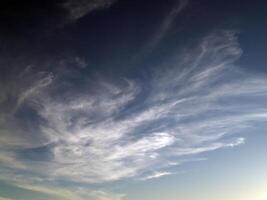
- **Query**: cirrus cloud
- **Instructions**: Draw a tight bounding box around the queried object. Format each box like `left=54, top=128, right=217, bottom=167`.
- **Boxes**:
left=0, top=30, right=267, bottom=186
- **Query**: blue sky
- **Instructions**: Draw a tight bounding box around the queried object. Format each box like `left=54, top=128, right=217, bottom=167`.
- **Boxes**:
left=0, top=0, right=267, bottom=199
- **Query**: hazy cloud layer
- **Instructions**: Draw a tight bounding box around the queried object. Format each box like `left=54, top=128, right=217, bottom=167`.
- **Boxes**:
left=0, top=197, right=12, bottom=200
left=8, top=183, right=125, bottom=200
left=0, top=30, right=267, bottom=190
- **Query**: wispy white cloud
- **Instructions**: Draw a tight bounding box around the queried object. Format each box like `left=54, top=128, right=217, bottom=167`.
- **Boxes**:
left=14, top=183, right=125, bottom=200
left=0, top=152, right=26, bottom=170
left=87, top=190, right=125, bottom=200
left=62, top=0, right=118, bottom=21
left=16, top=184, right=83, bottom=200
left=0, top=30, right=267, bottom=186
left=138, top=0, right=189, bottom=57
left=173, top=137, right=245, bottom=156
left=141, top=171, right=173, bottom=180
left=147, top=0, right=189, bottom=48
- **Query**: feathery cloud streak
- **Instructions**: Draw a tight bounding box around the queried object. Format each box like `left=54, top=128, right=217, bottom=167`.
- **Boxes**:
left=0, top=30, right=267, bottom=186
left=62, top=0, right=118, bottom=21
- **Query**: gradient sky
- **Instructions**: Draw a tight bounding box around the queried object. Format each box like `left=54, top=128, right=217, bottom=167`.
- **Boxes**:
left=0, top=0, right=267, bottom=200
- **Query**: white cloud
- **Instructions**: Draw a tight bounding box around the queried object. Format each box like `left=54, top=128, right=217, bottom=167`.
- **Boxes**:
left=62, top=0, right=118, bottom=20
left=141, top=171, right=173, bottom=180
left=0, top=30, right=267, bottom=185
left=16, top=184, right=83, bottom=200
left=138, top=0, right=189, bottom=56
left=147, top=0, right=189, bottom=48
left=173, top=137, right=245, bottom=156
left=15, top=183, right=125, bottom=200
left=87, top=190, right=125, bottom=200
left=0, top=152, right=26, bottom=170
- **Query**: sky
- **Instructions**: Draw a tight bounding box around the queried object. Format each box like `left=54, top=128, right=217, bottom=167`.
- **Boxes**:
left=0, top=0, right=267, bottom=200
